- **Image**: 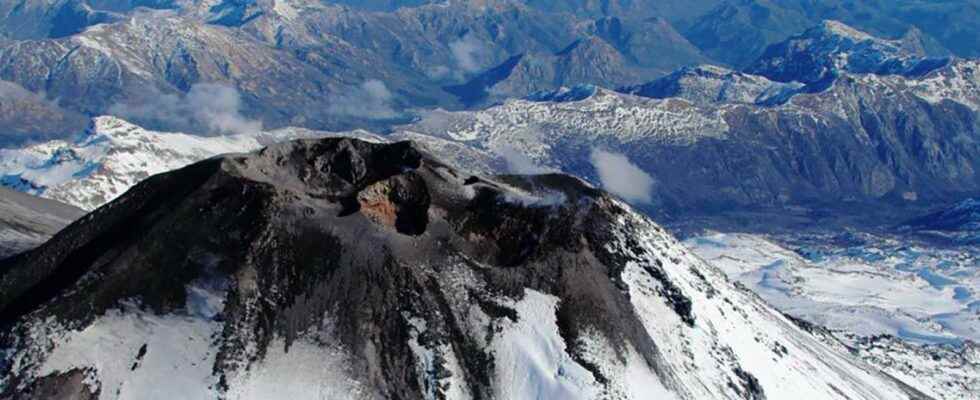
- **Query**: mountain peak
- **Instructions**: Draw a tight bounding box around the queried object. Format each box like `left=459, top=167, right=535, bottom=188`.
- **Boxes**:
left=0, top=137, right=929, bottom=399
left=746, top=19, right=947, bottom=85
left=83, top=115, right=144, bottom=141
left=817, top=20, right=876, bottom=42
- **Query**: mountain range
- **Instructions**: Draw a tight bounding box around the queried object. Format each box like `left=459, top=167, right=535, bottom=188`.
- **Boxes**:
left=1, top=0, right=979, bottom=143
left=2, top=19, right=979, bottom=221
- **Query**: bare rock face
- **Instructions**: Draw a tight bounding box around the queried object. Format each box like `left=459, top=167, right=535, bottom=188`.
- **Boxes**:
left=0, top=138, right=932, bottom=399
left=19, top=368, right=99, bottom=400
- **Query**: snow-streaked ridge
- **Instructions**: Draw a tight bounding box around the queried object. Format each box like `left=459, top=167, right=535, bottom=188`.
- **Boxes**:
left=606, top=205, right=922, bottom=399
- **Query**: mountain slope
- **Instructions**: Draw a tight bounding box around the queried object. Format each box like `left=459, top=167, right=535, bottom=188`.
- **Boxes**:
left=0, top=12, right=411, bottom=134
left=445, top=38, right=635, bottom=107
left=898, top=198, right=980, bottom=244
left=0, top=138, right=928, bottom=399
left=0, top=80, right=88, bottom=143
left=0, top=187, right=83, bottom=257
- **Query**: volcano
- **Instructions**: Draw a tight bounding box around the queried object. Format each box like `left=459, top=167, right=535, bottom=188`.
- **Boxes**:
left=0, top=138, right=928, bottom=399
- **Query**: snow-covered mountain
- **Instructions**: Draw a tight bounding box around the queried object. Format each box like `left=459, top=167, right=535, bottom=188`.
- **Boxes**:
left=0, top=138, right=933, bottom=399
left=0, top=0, right=718, bottom=138
left=0, top=116, right=375, bottom=210
left=5, top=34, right=980, bottom=217
left=746, top=20, right=950, bottom=85
left=618, top=64, right=804, bottom=106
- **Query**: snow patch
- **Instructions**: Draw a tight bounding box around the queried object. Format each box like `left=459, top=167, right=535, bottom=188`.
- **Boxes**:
left=36, top=303, right=222, bottom=399
left=492, top=289, right=601, bottom=400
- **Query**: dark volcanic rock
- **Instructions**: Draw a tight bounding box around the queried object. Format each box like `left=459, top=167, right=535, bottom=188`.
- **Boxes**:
left=0, top=138, right=644, bottom=398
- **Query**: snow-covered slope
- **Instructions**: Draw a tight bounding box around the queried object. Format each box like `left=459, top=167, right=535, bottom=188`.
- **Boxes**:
left=0, top=116, right=374, bottom=210
left=684, top=231, right=980, bottom=399
left=0, top=116, right=264, bottom=210
left=685, top=232, right=978, bottom=345
left=0, top=138, right=930, bottom=399
left=911, top=59, right=980, bottom=111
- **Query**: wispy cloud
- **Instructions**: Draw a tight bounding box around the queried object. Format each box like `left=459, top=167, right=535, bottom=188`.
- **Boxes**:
left=449, top=33, right=489, bottom=74
left=495, top=145, right=551, bottom=175
left=108, top=83, right=261, bottom=135
left=503, top=190, right=567, bottom=207
left=590, top=149, right=655, bottom=204
left=326, top=79, right=399, bottom=119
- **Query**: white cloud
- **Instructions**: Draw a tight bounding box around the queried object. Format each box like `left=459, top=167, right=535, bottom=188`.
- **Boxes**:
left=108, top=83, right=261, bottom=135
left=590, top=149, right=655, bottom=204
left=426, top=65, right=452, bottom=79
left=326, top=79, right=398, bottom=119
left=449, top=33, right=489, bottom=73
left=495, top=145, right=551, bottom=175
left=185, top=84, right=262, bottom=134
